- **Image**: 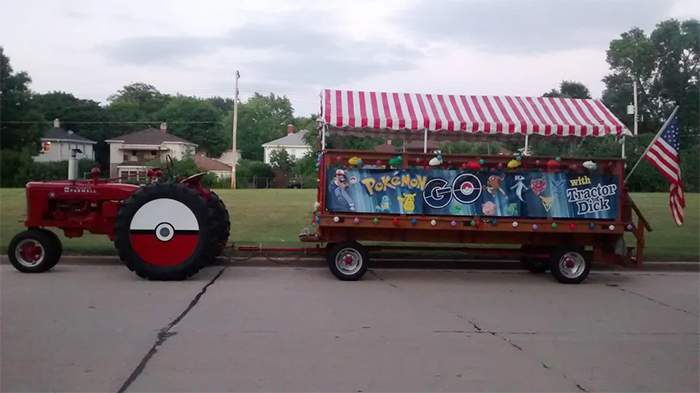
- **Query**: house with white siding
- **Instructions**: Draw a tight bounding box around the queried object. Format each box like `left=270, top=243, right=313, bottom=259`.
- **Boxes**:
left=261, top=125, right=311, bottom=164
left=35, top=119, right=96, bottom=162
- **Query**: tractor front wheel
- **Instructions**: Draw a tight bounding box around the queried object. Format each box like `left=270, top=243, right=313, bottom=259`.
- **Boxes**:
left=7, top=229, right=62, bottom=273
left=114, top=182, right=218, bottom=281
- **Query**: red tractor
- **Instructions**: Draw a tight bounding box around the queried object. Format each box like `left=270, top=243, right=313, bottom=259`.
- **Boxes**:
left=7, top=160, right=230, bottom=281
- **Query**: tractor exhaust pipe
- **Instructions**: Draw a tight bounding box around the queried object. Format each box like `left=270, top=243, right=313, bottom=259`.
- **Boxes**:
left=68, top=148, right=82, bottom=180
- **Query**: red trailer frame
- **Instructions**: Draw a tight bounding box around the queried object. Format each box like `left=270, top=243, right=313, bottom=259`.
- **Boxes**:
left=300, top=89, right=652, bottom=283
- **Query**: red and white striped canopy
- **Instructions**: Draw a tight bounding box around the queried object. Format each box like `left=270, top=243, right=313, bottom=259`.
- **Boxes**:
left=322, top=89, right=631, bottom=137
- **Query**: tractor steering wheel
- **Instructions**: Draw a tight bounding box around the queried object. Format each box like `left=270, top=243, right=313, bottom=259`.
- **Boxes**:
left=165, top=155, right=175, bottom=181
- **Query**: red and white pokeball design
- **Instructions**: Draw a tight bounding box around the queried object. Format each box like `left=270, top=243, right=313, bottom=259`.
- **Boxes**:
left=129, top=199, right=199, bottom=267
left=460, top=182, right=475, bottom=196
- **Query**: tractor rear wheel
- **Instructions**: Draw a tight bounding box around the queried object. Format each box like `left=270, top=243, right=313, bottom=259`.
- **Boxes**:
left=7, top=229, right=62, bottom=273
left=114, top=182, right=218, bottom=281
left=207, top=190, right=230, bottom=256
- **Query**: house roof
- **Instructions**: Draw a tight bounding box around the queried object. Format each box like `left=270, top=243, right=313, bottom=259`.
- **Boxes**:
left=43, top=127, right=97, bottom=144
left=405, top=140, right=441, bottom=151
left=193, top=154, right=232, bottom=171
left=262, top=130, right=309, bottom=147
left=374, top=141, right=399, bottom=152
left=107, top=128, right=196, bottom=146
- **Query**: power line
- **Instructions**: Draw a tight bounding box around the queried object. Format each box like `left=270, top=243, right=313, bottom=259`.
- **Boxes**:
left=1, top=121, right=224, bottom=124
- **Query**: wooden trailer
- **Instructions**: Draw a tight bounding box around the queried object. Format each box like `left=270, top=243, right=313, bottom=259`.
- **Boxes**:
left=300, top=89, right=651, bottom=284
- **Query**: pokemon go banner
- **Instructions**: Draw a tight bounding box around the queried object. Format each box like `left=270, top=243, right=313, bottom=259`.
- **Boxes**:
left=325, top=168, right=620, bottom=219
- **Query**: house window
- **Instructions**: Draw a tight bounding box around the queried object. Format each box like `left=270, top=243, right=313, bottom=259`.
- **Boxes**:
left=43, top=141, right=51, bottom=151
left=123, top=154, right=128, bottom=162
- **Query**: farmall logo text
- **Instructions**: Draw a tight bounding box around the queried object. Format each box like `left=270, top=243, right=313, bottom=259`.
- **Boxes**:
left=64, top=187, right=97, bottom=194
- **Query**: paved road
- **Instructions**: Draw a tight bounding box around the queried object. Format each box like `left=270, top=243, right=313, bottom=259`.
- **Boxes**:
left=1, top=265, right=698, bottom=392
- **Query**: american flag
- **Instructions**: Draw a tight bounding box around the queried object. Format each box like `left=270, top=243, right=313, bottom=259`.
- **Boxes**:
left=643, top=108, right=685, bottom=225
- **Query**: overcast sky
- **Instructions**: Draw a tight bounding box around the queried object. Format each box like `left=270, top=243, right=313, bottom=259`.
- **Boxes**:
left=1, top=0, right=698, bottom=116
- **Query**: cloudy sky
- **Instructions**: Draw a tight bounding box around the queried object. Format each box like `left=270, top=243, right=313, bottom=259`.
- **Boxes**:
left=1, top=0, right=698, bottom=115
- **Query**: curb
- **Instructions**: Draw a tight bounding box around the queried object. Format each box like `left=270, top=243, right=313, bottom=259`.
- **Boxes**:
left=1, top=255, right=698, bottom=272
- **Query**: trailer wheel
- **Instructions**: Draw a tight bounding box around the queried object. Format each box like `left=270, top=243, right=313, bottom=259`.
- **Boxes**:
left=207, top=190, right=230, bottom=255
left=327, top=241, right=369, bottom=281
left=114, top=182, right=218, bottom=281
left=548, top=247, right=591, bottom=284
left=7, top=229, right=61, bottom=273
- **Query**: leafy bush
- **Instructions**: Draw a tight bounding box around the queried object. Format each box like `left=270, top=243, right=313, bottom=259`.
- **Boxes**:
left=270, top=148, right=296, bottom=173
left=146, top=156, right=226, bottom=189
left=236, top=159, right=274, bottom=179
left=0, top=148, right=100, bottom=187
left=293, top=151, right=318, bottom=177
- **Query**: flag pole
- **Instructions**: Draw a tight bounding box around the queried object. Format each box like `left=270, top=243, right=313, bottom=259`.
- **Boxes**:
left=624, top=106, right=679, bottom=183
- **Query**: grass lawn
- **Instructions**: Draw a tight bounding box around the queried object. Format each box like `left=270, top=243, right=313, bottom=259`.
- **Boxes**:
left=1, top=189, right=697, bottom=261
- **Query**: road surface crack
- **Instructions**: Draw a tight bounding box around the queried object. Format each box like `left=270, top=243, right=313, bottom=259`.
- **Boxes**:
left=117, top=266, right=227, bottom=393
left=370, top=269, right=589, bottom=391
left=617, top=287, right=697, bottom=316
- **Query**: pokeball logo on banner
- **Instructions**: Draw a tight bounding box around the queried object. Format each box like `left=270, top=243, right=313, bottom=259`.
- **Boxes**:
left=460, top=182, right=475, bottom=195
left=452, top=173, right=482, bottom=205
left=129, top=198, right=200, bottom=267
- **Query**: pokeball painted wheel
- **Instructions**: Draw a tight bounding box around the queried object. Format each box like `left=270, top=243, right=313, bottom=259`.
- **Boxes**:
left=114, top=183, right=217, bottom=281
left=206, top=190, right=231, bottom=258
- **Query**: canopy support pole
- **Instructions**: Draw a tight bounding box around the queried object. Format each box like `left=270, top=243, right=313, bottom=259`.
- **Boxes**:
left=621, top=136, right=626, bottom=159
left=423, top=128, right=428, bottom=153
left=321, top=123, right=327, bottom=150
left=524, top=134, right=530, bottom=156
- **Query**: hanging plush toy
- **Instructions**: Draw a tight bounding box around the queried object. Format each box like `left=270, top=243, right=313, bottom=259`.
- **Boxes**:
left=583, top=160, right=597, bottom=171
left=429, top=155, right=443, bottom=166
left=348, top=157, right=362, bottom=166
left=466, top=161, right=481, bottom=171
left=546, top=159, right=561, bottom=170
left=507, top=159, right=521, bottom=169
left=389, top=156, right=403, bottom=166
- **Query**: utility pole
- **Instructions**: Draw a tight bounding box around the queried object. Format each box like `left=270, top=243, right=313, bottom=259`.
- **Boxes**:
left=633, top=76, right=639, bottom=136
left=231, top=70, right=240, bottom=189
left=623, top=57, right=639, bottom=160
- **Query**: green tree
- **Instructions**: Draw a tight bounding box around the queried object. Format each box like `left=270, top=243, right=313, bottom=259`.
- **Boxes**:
left=106, top=83, right=172, bottom=134
left=0, top=46, right=46, bottom=152
left=602, top=19, right=699, bottom=137
left=207, top=96, right=236, bottom=115
left=31, top=91, right=113, bottom=167
left=224, top=93, right=295, bottom=161
left=155, top=95, right=227, bottom=157
left=293, top=151, right=317, bottom=177
left=269, top=148, right=295, bottom=173
left=542, top=80, right=592, bottom=99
